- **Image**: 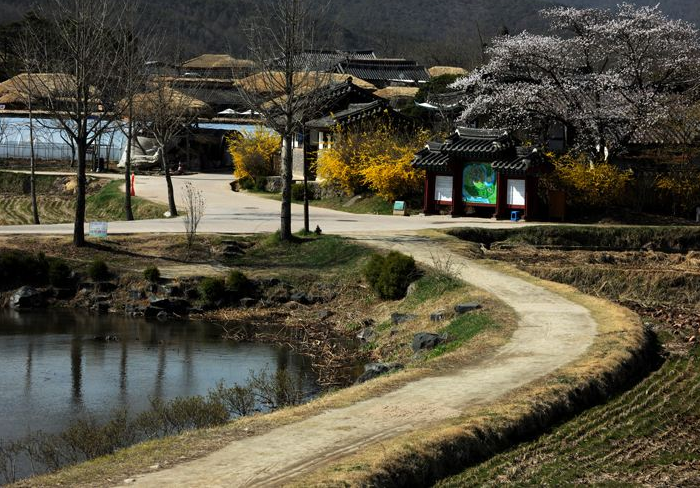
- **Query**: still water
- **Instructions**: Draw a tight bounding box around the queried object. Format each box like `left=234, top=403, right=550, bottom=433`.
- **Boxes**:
left=0, top=309, right=316, bottom=444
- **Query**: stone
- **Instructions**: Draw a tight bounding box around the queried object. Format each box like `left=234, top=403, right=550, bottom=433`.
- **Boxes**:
left=128, top=289, right=144, bottom=301
left=161, top=285, right=182, bottom=297
left=144, top=306, right=164, bottom=318
left=240, top=298, right=257, bottom=308
left=53, top=287, right=76, bottom=300
left=156, top=310, right=169, bottom=321
left=412, top=332, right=444, bottom=352
left=454, top=302, right=481, bottom=314
left=317, top=309, right=333, bottom=320
left=283, top=301, right=302, bottom=310
left=95, top=282, right=117, bottom=293
left=168, top=299, right=191, bottom=316
left=94, top=302, right=110, bottom=314
left=356, top=327, right=375, bottom=342
left=290, top=292, right=310, bottom=305
left=356, top=362, right=403, bottom=383
left=149, top=296, right=171, bottom=309
left=391, top=312, right=417, bottom=325
left=10, top=286, right=45, bottom=309
left=430, top=310, right=447, bottom=322
left=405, top=282, right=418, bottom=297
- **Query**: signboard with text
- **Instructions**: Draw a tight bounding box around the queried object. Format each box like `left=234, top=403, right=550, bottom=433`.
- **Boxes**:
left=89, top=222, right=108, bottom=238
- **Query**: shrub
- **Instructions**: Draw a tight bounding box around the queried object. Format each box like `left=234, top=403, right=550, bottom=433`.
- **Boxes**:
left=48, top=259, right=73, bottom=288
left=363, top=251, right=418, bottom=300
left=226, top=270, right=251, bottom=297
left=143, top=265, right=160, bottom=283
left=87, top=259, right=109, bottom=281
left=227, top=126, right=281, bottom=181
left=199, top=277, right=226, bottom=304
left=0, top=251, right=49, bottom=289
left=208, top=381, right=256, bottom=417
left=291, top=183, right=305, bottom=201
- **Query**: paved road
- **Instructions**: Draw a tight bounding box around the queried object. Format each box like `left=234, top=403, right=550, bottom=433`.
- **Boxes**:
left=119, top=234, right=597, bottom=487
left=0, top=173, right=533, bottom=235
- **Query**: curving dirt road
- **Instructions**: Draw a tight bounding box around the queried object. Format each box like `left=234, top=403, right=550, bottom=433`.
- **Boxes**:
left=118, top=233, right=597, bottom=487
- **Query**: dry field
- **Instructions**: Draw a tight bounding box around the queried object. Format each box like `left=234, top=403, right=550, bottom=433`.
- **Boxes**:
left=439, top=228, right=700, bottom=486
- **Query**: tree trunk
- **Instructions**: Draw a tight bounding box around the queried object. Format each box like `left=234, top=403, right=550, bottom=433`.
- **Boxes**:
left=163, top=153, right=178, bottom=217
left=74, top=140, right=87, bottom=247
left=280, top=132, right=293, bottom=240
left=124, top=117, right=134, bottom=221
left=28, top=101, right=40, bottom=225
left=303, top=154, right=309, bottom=233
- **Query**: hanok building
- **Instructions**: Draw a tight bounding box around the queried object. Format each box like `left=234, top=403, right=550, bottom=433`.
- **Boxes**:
left=333, top=58, right=430, bottom=89
left=180, top=54, right=256, bottom=80
left=412, top=127, right=544, bottom=220
left=288, top=78, right=409, bottom=178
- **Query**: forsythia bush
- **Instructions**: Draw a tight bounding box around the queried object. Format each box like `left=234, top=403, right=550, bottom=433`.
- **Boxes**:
left=544, top=151, right=632, bottom=208
left=227, top=127, right=281, bottom=180
left=655, top=165, right=700, bottom=216
left=315, top=118, right=429, bottom=201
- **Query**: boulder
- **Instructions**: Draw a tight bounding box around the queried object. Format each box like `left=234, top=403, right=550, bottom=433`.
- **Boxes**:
left=128, top=289, right=144, bottom=301
left=144, top=306, right=164, bottom=318
left=454, top=302, right=481, bottom=314
left=391, top=312, right=417, bottom=325
left=10, top=286, right=45, bottom=309
left=156, top=310, right=169, bottom=321
left=430, top=310, right=446, bottom=322
left=290, top=292, right=311, bottom=305
left=95, top=282, right=118, bottom=293
left=356, top=362, right=403, bottom=384
left=161, top=285, right=182, bottom=297
left=93, top=302, right=110, bottom=314
left=412, top=332, right=444, bottom=352
left=149, top=296, right=171, bottom=309
left=53, top=287, right=76, bottom=300
left=317, top=309, right=333, bottom=321
left=356, top=327, right=375, bottom=343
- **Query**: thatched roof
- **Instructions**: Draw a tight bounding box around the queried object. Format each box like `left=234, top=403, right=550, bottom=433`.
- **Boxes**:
left=182, top=54, right=255, bottom=70
left=428, top=66, right=468, bottom=78
left=0, top=73, right=79, bottom=104
left=236, top=71, right=376, bottom=96
left=374, top=86, right=419, bottom=100
left=128, top=87, right=213, bottom=118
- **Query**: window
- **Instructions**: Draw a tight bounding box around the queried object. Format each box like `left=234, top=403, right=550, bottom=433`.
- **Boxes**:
left=435, top=175, right=453, bottom=202
left=507, top=179, right=526, bottom=206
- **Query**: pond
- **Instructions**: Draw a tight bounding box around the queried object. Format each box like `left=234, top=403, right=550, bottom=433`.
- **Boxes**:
left=0, top=309, right=317, bottom=445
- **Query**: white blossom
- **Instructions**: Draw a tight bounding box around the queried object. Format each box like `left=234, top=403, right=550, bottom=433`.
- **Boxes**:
left=452, top=3, right=700, bottom=154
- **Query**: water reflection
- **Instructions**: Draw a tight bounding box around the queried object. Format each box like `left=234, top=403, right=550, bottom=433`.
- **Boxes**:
left=0, top=309, right=317, bottom=444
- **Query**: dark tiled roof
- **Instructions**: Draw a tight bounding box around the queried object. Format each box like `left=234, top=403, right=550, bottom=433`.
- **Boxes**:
left=335, top=59, right=430, bottom=84
left=412, top=142, right=450, bottom=171
left=305, top=100, right=389, bottom=129
left=276, top=50, right=377, bottom=71
left=442, top=127, right=515, bottom=159
left=412, top=128, right=541, bottom=173
left=492, top=147, right=540, bottom=173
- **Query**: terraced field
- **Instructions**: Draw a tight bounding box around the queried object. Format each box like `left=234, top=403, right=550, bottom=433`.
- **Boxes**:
left=0, top=173, right=167, bottom=224
left=438, top=354, right=700, bottom=486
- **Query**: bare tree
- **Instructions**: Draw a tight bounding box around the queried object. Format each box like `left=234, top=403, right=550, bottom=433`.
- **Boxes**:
left=24, top=0, right=131, bottom=246
left=131, top=78, right=211, bottom=217
left=182, top=181, right=205, bottom=258
left=240, top=0, right=329, bottom=240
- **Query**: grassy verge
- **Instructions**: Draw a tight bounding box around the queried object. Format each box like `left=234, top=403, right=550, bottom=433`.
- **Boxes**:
left=0, top=172, right=167, bottom=224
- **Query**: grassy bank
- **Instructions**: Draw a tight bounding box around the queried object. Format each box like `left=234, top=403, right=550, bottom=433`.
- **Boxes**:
left=12, top=233, right=518, bottom=487
left=449, top=225, right=700, bottom=252
left=438, top=353, right=699, bottom=486
left=436, top=225, right=699, bottom=486
left=0, top=172, right=166, bottom=225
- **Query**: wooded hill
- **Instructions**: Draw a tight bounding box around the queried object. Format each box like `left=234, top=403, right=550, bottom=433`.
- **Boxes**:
left=0, top=0, right=697, bottom=68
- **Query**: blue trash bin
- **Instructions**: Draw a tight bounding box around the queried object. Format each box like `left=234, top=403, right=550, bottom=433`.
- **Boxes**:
left=510, top=211, right=520, bottom=222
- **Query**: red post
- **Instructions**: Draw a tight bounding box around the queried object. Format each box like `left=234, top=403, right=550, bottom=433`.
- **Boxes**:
left=130, top=173, right=136, bottom=197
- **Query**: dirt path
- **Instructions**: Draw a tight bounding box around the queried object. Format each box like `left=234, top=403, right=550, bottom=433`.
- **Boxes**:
left=119, top=233, right=597, bottom=487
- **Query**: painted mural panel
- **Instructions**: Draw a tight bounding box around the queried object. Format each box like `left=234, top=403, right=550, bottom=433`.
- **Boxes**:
left=463, top=163, right=497, bottom=205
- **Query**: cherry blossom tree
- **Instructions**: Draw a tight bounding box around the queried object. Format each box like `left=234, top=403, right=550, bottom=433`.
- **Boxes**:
left=453, top=3, right=700, bottom=155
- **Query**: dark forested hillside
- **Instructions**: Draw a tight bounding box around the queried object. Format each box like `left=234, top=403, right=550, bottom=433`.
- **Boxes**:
left=0, top=0, right=697, bottom=68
